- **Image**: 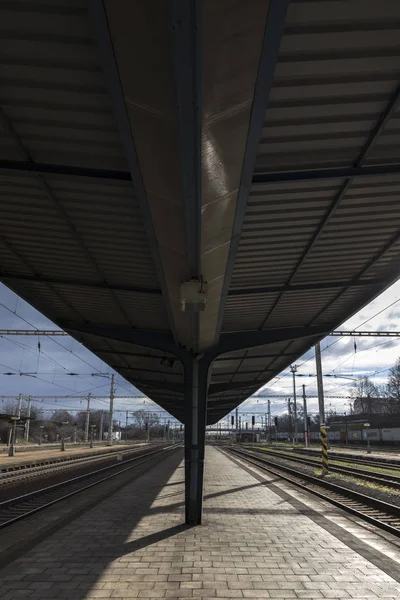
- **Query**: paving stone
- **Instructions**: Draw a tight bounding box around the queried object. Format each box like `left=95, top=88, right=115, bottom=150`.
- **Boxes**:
left=1, top=448, right=400, bottom=600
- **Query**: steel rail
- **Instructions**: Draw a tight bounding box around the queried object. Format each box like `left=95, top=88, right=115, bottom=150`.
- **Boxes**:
left=0, top=444, right=155, bottom=484
left=242, top=445, right=400, bottom=489
left=0, top=444, right=179, bottom=529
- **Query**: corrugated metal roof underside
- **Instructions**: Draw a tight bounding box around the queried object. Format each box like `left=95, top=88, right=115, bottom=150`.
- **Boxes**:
left=2, top=1, right=400, bottom=425
left=0, top=1, right=174, bottom=414
left=215, top=1, right=400, bottom=422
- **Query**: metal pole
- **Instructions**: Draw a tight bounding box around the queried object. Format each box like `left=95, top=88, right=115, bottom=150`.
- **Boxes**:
left=15, top=394, right=22, bottom=446
left=24, top=395, right=32, bottom=442
left=344, top=411, right=348, bottom=445
left=320, top=426, right=328, bottom=475
left=288, top=397, right=292, bottom=444
left=315, top=342, right=325, bottom=425
left=291, top=366, right=298, bottom=443
left=8, top=418, right=18, bottom=457
left=90, top=425, right=95, bottom=448
left=125, top=410, right=128, bottom=442
left=267, top=400, right=271, bottom=443
left=183, top=357, right=209, bottom=525
left=108, top=374, right=115, bottom=446
left=235, top=408, right=238, bottom=442
left=99, top=411, right=104, bottom=442
left=302, top=385, right=308, bottom=448
left=84, top=393, right=91, bottom=443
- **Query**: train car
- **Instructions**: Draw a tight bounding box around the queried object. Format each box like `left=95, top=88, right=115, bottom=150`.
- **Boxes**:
left=348, top=430, right=362, bottom=441
left=381, top=428, right=400, bottom=443
left=366, top=428, right=381, bottom=443
left=328, top=430, right=340, bottom=443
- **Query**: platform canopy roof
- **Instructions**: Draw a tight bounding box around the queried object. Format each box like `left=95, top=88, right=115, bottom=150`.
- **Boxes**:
left=1, top=0, right=400, bottom=424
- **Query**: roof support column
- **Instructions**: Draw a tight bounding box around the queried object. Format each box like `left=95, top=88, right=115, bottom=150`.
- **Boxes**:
left=183, top=355, right=211, bottom=525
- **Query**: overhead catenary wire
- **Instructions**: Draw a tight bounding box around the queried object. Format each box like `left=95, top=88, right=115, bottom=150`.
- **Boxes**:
left=0, top=300, right=141, bottom=397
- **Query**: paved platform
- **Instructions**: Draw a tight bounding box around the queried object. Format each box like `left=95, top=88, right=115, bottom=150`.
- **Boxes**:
left=1, top=447, right=400, bottom=599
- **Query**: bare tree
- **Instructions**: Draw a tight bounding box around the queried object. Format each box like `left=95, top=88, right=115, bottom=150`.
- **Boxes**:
left=350, top=376, right=380, bottom=399
left=387, top=358, right=400, bottom=401
left=132, top=410, right=160, bottom=429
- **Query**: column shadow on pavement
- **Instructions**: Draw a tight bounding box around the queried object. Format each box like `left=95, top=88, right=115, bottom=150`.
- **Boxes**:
left=0, top=450, right=187, bottom=600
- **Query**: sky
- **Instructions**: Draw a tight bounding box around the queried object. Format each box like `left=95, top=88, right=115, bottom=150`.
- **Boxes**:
left=1, top=279, right=400, bottom=425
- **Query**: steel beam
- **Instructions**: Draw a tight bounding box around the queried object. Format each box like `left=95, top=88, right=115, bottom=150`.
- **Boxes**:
left=214, top=0, right=290, bottom=344
left=183, top=356, right=211, bottom=525
left=170, top=0, right=202, bottom=351
left=171, top=0, right=202, bottom=279
left=89, top=0, right=178, bottom=342
left=0, top=159, right=131, bottom=181
left=228, top=279, right=382, bottom=296
left=252, top=163, right=400, bottom=184
left=0, top=273, right=162, bottom=295
left=112, top=376, right=183, bottom=394
left=215, top=352, right=298, bottom=361
left=208, top=381, right=262, bottom=395
left=209, top=325, right=330, bottom=358
left=61, top=323, right=187, bottom=359
left=2, top=158, right=400, bottom=185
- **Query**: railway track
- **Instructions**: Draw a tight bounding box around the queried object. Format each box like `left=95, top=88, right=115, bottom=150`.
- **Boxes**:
left=0, top=444, right=156, bottom=487
left=0, top=444, right=179, bottom=529
left=223, top=446, right=400, bottom=538
left=0, top=443, right=148, bottom=473
left=242, top=445, right=400, bottom=489
left=286, top=446, right=400, bottom=468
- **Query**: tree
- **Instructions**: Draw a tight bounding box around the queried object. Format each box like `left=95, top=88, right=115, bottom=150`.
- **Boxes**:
left=132, top=410, right=160, bottom=429
left=387, top=358, right=400, bottom=401
left=46, top=410, right=75, bottom=443
left=350, top=376, right=380, bottom=399
left=131, top=410, right=161, bottom=439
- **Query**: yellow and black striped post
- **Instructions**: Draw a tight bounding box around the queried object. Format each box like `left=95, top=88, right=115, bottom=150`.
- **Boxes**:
left=320, top=427, right=328, bottom=475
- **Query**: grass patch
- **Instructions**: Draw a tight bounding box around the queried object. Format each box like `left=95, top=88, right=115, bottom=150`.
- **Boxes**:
left=333, top=473, right=400, bottom=496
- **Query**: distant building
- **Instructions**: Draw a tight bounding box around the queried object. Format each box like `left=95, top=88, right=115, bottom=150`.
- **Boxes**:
left=353, top=397, right=399, bottom=415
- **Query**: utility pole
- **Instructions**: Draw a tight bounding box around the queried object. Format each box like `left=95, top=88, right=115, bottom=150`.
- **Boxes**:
left=235, top=407, right=238, bottom=441
left=99, top=411, right=104, bottom=443
left=24, top=395, right=32, bottom=442
left=8, top=416, right=19, bottom=456
left=13, top=394, right=23, bottom=447
left=288, top=398, right=293, bottom=444
left=108, top=374, right=115, bottom=446
left=267, top=400, right=271, bottom=443
left=84, top=393, right=91, bottom=443
left=302, top=385, right=308, bottom=448
left=316, top=342, right=328, bottom=474
left=125, top=410, right=129, bottom=442
left=315, top=342, right=325, bottom=425
left=290, top=365, right=298, bottom=443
